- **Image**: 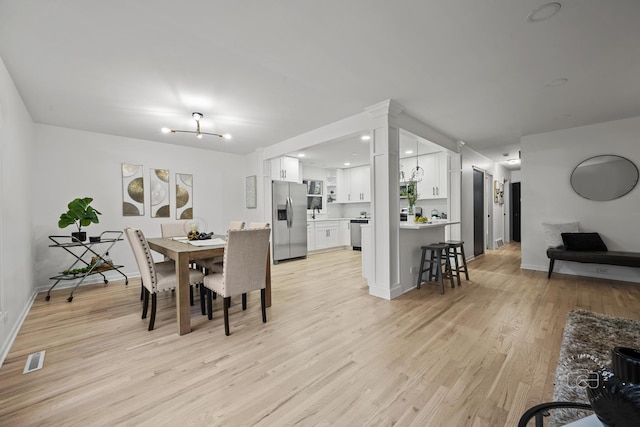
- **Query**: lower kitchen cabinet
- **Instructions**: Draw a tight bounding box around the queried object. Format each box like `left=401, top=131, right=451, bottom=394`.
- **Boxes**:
left=314, top=221, right=339, bottom=250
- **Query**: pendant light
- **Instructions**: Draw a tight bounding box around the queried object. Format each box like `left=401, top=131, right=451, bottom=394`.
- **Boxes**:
left=161, top=112, right=232, bottom=140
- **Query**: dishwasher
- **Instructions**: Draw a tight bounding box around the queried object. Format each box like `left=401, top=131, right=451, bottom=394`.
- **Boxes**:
left=350, top=219, right=369, bottom=251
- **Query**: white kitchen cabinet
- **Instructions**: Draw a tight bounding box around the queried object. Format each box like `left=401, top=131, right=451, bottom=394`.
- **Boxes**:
left=339, top=220, right=351, bottom=246
left=307, top=222, right=315, bottom=251
left=417, top=152, right=448, bottom=199
left=314, top=220, right=340, bottom=250
left=337, top=165, right=370, bottom=203
left=271, top=156, right=299, bottom=182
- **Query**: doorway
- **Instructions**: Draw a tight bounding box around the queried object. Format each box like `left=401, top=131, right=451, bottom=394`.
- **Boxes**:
left=473, top=168, right=484, bottom=257
left=511, top=182, right=521, bottom=242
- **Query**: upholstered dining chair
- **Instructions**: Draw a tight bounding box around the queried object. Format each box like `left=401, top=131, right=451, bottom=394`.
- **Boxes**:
left=247, top=222, right=270, bottom=229
left=203, top=228, right=271, bottom=336
left=160, top=222, right=189, bottom=239
left=124, top=227, right=204, bottom=331
left=160, top=221, right=202, bottom=310
left=196, top=221, right=245, bottom=274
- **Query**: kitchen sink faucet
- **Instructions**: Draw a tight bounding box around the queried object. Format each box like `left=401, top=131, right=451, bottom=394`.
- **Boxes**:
left=312, top=206, right=320, bottom=219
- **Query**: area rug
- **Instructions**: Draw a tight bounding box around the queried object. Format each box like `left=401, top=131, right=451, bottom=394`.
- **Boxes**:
left=549, top=309, right=640, bottom=427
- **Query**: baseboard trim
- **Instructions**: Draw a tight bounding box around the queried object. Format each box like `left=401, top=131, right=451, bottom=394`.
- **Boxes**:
left=0, top=290, right=38, bottom=368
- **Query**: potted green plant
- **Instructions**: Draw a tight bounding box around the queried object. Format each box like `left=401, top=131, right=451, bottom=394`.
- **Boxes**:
left=400, top=169, right=420, bottom=221
left=58, top=197, right=102, bottom=242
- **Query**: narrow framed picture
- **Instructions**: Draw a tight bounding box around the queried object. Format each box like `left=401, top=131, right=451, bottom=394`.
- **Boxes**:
left=246, top=175, right=257, bottom=208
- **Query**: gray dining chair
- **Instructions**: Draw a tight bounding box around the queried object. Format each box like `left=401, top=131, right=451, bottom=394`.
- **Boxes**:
left=124, top=227, right=204, bottom=331
left=203, top=228, right=271, bottom=336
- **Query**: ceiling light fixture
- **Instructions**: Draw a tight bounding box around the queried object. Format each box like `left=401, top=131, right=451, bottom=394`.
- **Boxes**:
left=298, top=153, right=305, bottom=157
left=527, top=2, right=561, bottom=23
left=545, top=77, right=568, bottom=87
left=361, top=135, right=371, bottom=141
left=161, top=112, right=232, bottom=140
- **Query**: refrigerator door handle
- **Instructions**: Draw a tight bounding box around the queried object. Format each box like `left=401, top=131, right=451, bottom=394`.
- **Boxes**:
left=286, top=197, right=293, bottom=228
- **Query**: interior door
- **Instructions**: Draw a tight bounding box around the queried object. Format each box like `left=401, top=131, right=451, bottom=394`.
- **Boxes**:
left=485, top=173, right=493, bottom=250
left=511, top=182, right=521, bottom=242
left=473, top=169, right=484, bottom=257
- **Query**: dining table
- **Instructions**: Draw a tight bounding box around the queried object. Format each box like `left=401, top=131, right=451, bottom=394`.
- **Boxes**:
left=147, top=236, right=272, bottom=335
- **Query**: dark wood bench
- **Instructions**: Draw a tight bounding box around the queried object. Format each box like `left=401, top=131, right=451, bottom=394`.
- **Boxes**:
left=547, top=248, right=640, bottom=278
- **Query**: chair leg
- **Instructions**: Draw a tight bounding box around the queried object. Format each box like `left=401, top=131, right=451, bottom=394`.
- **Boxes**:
left=445, top=255, right=454, bottom=288
left=435, top=252, right=444, bottom=294
left=207, top=288, right=214, bottom=320
left=142, top=288, right=149, bottom=319
left=261, top=289, right=267, bottom=323
left=459, top=244, right=470, bottom=280
left=452, top=247, right=461, bottom=286
left=548, top=259, right=556, bottom=279
left=242, top=293, right=247, bottom=310
left=200, top=284, right=206, bottom=315
left=140, top=283, right=144, bottom=300
left=148, top=293, right=157, bottom=331
left=223, top=297, right=231, bottom=336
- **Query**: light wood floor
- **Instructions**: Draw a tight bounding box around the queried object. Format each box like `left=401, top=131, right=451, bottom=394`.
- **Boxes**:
left=2, top=243, right=640, bottom=426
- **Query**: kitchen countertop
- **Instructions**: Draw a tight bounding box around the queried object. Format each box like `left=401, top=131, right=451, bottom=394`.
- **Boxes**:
left=399, top=220, right=459, bottom=230
left=307, top=217, right=371, bottom=222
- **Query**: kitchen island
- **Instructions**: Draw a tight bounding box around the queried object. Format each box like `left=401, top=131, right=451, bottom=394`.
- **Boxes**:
left=362, top=221, right=461, bottom=296
left=399, top=221, right=460, bottom=294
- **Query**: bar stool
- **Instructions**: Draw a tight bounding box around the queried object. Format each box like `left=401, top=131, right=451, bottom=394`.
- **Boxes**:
left=416, top=243, right=454, bottom=294
left=440, top=240, right=470, bottom=286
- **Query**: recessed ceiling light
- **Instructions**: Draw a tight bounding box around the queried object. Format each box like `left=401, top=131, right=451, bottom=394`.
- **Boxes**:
left=405, top=150, right=413, bottom=154
left=344, top=162, right=351, bottom=166
left=554, top=113, right=573, bottom=120
left=502, top=153, right=509, bottom=157
left=508, top=159, right=520, bottom=164
left=298, top=153, right=305, bottom=157
left=351, top=152, right=358, bottom=156
left=527, top=2, right=561, bottom=23
left=545, top=77, right=568, bottom=87
left=361, top=135, right=371, bottom=141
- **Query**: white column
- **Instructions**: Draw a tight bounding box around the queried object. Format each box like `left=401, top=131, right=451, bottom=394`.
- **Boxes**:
left=365, top=100, right=403, bottom=299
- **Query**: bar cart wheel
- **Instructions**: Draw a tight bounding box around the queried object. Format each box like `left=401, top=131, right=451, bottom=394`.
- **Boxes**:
left=67, top=296, right=73, bottom=302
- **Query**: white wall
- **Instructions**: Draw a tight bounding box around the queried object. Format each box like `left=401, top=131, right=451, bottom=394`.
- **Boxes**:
left=32, top=124, right=256, bottom=289
left=521, top=116, right=640, bottom=283
left=460, top=146, right=511, bottom=256
left=0, top=56, right=36, bottom=363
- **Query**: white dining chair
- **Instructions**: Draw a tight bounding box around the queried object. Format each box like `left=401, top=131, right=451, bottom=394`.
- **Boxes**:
left=124, top=227, right=204, bottom=331
left=203, top=228, right=270, bottom=336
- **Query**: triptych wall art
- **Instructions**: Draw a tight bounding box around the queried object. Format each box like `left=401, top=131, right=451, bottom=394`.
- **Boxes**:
left=121, top=163, right=193, bottom=218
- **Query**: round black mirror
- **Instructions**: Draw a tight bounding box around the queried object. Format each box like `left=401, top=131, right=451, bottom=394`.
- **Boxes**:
left=570, top=155, right=639, bottom=201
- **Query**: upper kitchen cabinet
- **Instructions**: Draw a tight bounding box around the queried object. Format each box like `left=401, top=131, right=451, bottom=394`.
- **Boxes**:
left=271, top=156, right=300, bottom=182
left=337, top=165, right=370, bottom=203
left=399, top=132, right=449, bottom=200
left=417, top=152, right=448, bottom=199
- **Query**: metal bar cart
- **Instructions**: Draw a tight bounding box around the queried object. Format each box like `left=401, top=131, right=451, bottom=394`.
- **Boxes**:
left=47, top=230, right=128, bottom=302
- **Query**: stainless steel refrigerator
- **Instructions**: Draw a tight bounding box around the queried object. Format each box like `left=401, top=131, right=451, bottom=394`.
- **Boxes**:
left=272, top=181, right=307, bottom=263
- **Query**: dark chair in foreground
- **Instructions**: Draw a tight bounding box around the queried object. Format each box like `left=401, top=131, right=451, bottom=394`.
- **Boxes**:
left=203, top=228, right=270, bottom=336
left=518, top=402, right=593, bottom=427
left=125, top=227, right=204, bottom=331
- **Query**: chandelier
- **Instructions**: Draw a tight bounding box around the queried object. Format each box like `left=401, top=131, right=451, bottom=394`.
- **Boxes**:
left=161, top=112, right=232, bottom=140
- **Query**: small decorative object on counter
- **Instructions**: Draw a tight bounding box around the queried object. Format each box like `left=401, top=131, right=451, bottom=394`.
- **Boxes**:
left=360, top=211, right=367, bottom=218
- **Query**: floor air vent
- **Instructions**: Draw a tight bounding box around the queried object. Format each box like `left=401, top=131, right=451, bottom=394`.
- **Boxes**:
left=23, top=350, right=46, bottom=374
left=495, top=238, right=504, bottom=248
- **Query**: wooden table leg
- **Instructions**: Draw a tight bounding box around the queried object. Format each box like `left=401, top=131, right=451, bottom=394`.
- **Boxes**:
left=176, top=253, right=191, bottom=335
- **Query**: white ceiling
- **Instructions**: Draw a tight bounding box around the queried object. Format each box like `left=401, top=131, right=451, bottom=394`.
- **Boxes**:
left=1, top=1, right=639, bottom=170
